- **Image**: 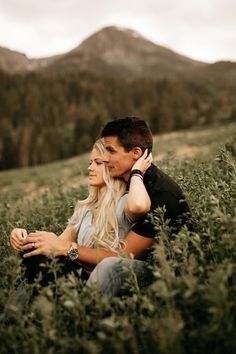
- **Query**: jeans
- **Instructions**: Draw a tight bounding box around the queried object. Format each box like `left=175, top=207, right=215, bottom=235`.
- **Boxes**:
left=87, top=257, right=152, bottom=297
left=21, top=254, right=88, bottom=285
left=3, top=255, right=86, bottom=323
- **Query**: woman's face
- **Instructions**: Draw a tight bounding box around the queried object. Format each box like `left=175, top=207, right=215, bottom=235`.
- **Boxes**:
left=88, top=148, right=106, bottom=188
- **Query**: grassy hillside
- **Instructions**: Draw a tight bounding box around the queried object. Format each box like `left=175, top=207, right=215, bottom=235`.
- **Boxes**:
left=0, top=121, right=236, bottom=354
left=0, top=121, right=235, bottom=202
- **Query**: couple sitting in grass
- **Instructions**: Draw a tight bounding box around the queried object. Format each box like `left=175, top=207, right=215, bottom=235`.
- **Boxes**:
left=10, top=116, right=191, bottom=296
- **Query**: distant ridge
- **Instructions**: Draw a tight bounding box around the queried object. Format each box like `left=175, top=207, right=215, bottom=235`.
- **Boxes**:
left=0, top=46, right=31, bottom=72
left=48, top=26, right=205, bottom=78
left=0, top=26, right=205, bottom=78
left=1, top=26, right=236, bottom=81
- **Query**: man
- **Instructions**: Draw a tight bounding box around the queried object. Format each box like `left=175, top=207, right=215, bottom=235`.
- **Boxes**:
left=86, top=116, right=191, bottom=295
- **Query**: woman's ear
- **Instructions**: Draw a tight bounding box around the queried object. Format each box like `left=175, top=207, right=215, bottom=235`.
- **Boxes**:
left=131, top=147, right=143, bottom=160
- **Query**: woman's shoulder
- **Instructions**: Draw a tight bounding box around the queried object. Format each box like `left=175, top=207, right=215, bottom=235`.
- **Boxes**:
left=117, top=193, right=128, bottom=206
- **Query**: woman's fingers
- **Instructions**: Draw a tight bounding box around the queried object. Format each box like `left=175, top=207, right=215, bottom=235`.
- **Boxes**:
left=132, top=150, right=152, bottom=173
left=17, top=228, right=27, bottom=240
left=21, top=239, right=41, bottom=250
left=10, top=234, right=23, bottom=249
left=21, top=243, right=34, bottom=251
left=23, top=248, right=42, bottom=258
left=147, top=152, right=153, bottom=165
left=23, top=234, right=41, bottom=244
left=28, top=232, right=41, bottom=237
left=11, top=235, right=23, bottom=251
left=145, top=152, right=153, bottom=166
left=11, top=242, right=22, bottom=252
left=142, top=152, right=152, bottom=172
left=9, top=229, right=56, bottom=255
left=143, top=149, right=148, bottom=158
left=21, top=229, right=28, bottom=239
left=10, top=228, right=28, bottom=244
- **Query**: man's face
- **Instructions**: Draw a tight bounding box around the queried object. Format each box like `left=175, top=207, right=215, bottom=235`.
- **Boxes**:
left=103, top=136, right=135, bottom=180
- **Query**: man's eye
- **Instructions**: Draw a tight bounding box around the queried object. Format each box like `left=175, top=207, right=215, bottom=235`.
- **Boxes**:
left=106, top=147, right=114, bottom=153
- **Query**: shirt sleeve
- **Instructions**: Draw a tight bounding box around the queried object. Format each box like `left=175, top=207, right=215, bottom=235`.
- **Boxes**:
left=67, top=209, right=79, bottom=230
left=132, top=191, right=190, bottom=238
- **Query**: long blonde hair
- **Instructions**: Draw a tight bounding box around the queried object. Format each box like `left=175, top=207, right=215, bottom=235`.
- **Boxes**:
left=69, top=139, right=127, bottom=252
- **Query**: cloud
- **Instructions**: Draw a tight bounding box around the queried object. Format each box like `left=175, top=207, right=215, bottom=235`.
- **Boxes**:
left=0, top=0, right=235, bottom=61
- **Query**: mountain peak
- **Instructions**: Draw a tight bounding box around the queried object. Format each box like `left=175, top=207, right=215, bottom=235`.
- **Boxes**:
left=67, top=25, right=203, bottom=77
left=0, top=25, right=205, bottom=76
left=94, top=25, right=144, bottom=38
left=77, top=25, right=153, bottom=54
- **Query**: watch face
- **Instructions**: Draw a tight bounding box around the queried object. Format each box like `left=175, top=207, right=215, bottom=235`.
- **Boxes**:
left=69, top=247, right=78, bottom=260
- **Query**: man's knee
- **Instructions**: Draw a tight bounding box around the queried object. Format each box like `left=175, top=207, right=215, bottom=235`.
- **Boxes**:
left=87, top=257, right=147, bottom=296
left=97, top=256, right=119, bottom=269
left=88, top=257, right=141, bottom=284
left=88, top=257, right=119, bottom=280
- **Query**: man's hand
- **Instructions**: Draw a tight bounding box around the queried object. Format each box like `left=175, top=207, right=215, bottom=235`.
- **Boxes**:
left=132, top=149, right=153, bottom=175
left=10, top=228, right=28, bottom=252
left=21, top=231, right=71, bottom=258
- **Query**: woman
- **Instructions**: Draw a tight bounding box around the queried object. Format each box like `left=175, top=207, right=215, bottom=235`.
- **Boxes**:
left=10, top=139, right=152, bottom=281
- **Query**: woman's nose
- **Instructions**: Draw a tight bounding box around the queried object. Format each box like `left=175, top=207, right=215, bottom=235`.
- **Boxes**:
left=88, top=163, right=93, bottom=171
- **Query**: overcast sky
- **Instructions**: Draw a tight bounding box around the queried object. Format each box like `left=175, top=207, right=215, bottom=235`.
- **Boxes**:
left=0, top=0, right=235, bottom=63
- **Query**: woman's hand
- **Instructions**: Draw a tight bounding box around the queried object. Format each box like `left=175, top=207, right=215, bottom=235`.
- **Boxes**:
left=10, top=228, right=28, bottom=252
left=21, top=231, right=71, bottom=258
left=131, top=149, right=153, bottom=175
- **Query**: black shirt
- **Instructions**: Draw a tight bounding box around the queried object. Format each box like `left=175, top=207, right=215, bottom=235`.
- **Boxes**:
left=131, top=164, right=191, bottom=238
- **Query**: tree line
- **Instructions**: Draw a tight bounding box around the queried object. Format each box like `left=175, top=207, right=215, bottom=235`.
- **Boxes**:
left=0, top=69, right=234, bottom=170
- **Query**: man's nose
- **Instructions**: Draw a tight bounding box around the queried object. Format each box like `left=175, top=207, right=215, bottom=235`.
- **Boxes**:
left=102, top=151, right=109, bottom=163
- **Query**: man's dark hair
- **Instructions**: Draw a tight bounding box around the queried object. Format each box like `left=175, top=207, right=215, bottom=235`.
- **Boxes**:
left=100, top=116, right=153, bottom=152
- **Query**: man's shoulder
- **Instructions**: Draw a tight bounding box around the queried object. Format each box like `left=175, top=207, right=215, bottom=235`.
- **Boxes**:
left=144, top=164, right=183, bottom=197
left=144, top=163, right=173, bottom=183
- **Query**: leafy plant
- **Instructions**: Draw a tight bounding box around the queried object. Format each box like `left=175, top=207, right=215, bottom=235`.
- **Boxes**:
left=0, top=127, right=236, bottom=354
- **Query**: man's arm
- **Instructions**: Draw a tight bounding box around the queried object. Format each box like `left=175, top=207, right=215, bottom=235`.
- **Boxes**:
left=124, top=150, right=152, bottom=221
left=72, top=230, right=154, bottom=265
left=122, top=230, right=155, bottom=258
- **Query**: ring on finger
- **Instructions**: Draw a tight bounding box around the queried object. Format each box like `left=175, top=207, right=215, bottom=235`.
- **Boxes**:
left=31, top=242, right=35, bottom=248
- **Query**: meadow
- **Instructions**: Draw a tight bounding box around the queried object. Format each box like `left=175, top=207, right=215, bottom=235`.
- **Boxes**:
left=0, top=121, right=236, bottom=354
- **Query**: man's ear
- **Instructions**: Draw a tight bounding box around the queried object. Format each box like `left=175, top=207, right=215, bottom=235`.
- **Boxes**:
left=131, top=147, right=143, bottom=160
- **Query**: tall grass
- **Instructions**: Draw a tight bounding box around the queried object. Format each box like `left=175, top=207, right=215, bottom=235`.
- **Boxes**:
left=0, top=129, right=236, bottom=354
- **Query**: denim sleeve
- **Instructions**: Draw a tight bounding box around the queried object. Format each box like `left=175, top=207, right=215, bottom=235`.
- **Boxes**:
left=116, top=194, right=135, bottom=239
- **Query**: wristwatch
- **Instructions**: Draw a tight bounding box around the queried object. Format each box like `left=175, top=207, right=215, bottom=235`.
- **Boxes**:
left=67, top=242, right=79, bottom=261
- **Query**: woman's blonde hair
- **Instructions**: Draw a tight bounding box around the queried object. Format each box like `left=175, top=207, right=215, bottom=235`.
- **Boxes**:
left=69, top=139, right=127, bottom=252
